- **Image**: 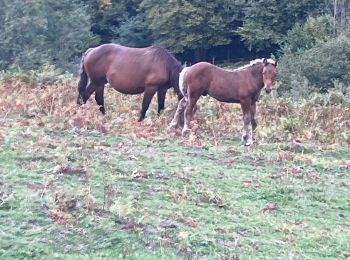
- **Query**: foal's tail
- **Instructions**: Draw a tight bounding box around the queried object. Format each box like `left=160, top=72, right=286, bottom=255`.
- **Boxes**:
left=77, top=48, right=93, bottom=104
left=179, top=67, right=190, bottom=99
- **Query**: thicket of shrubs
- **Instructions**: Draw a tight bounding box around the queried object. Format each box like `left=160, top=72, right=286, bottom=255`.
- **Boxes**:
left=1, top=2, right=350, bottom=100
left=277, top=15, right=350, bottom=98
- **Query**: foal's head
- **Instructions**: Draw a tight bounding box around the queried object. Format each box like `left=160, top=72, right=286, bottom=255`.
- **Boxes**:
left=262, top=58, right=277, bottom=93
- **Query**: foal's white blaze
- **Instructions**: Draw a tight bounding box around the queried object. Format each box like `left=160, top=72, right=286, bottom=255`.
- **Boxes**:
left=179, top=67, right=190, bottom=96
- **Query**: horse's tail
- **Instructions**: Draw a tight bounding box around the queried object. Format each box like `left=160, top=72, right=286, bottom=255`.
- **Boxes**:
left=168, top=63, right=183, bottom=100
left=77, top=48, right=93, bottom=104
left=178, top=66, right=190, bottom=99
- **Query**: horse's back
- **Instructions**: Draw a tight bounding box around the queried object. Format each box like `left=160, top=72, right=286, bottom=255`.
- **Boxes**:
left=83, top=44, right=122, bottom=82
left=83, top=44, right=176, bottom=94
left=184, top=62, right=243, bottom=102
left=185, top=62, right=225, bottom=88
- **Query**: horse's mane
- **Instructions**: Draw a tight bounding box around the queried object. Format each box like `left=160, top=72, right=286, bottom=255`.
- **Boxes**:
left=233, top=58, right=276, bottom=72
left=149, top=45, right=180, bottom=65
left=149, top=45, right=183, bottom=91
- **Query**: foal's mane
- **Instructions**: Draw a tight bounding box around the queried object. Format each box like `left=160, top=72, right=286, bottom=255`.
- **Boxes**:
left=232, top=58, right=276, bottom=72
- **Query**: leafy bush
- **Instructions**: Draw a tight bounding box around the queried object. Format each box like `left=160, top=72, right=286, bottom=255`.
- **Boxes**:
left=277, top=33, right=350, bottom=95
left=0, top=0, right=98, bottom=72
left=0, top=64, right=73, bottom=87
left=281, top=15, right=332, bottom=53
left=114, top=14, right=152, bottom=47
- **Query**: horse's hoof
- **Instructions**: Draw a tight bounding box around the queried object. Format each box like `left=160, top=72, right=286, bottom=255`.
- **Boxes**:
left=99, top=106, right=106, bottom=114
left=182, top=128, right=191, bottom=137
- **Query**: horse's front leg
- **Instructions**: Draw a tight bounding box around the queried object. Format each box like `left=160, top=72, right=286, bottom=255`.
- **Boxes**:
left=168, top=97, right=187, bottom=130
left=157, top=88, right=167, bottom=115
left=240, top=100, right=253, bottom=146
left=139, top=86, right=157, bottom=122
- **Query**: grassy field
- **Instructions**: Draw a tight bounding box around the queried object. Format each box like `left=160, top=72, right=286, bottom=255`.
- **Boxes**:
left=0, top=78, right=349, bottom=259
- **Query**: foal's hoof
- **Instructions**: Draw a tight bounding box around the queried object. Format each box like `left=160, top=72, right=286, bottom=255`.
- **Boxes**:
left=182, top=128, right=191, bottom=137
left=242, top=134, right=254, bottom=146
left=244, top=139, right=254, bottom=146
left=167, top=122, right=178, bottom=132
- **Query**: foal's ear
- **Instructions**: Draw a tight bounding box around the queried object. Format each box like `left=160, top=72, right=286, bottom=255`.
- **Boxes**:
left=263, top=58, right=268, bottom=65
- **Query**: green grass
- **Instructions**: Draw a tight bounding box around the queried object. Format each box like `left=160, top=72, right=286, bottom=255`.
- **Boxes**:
left=1, top=122, right=349, bottom=259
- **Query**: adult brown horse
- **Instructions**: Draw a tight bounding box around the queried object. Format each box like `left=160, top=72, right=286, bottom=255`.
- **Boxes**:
left=77, top=43, right=183, bottom=121
left=169, top=58, right=277, bottom=146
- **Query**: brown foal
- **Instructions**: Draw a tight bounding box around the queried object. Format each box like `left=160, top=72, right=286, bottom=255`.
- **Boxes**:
left=169, top=58, right=277, bottom=146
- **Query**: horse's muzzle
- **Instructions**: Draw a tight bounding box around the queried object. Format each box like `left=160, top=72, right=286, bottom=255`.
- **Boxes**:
left=264, top=86, right=272, bottom=94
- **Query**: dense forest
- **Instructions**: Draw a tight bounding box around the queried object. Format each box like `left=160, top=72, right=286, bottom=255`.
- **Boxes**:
left=1, top=0, right=350, bottom=95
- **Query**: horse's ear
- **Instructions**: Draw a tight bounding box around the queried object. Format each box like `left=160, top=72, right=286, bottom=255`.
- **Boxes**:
left=263, top=58, right=268, bottom=65
left=274, top=60, right=278, bottom=67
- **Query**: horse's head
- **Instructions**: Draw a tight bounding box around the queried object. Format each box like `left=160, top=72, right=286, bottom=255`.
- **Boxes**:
left=262, top=58, right=277, bottom=94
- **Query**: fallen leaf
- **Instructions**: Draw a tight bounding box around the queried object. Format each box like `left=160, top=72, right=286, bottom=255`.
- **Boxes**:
left=241, top=179, right=260, bottom=188
left=178, top=231, right=189, bottom=240
left=183, top=217, right=199, bottom=228
left=121, top=219, right=138, bottom=230
left=159, top=220, right=177, bottom=229
left=53, top=164, right=88, bottom=176
left=215, top=227, right=227, bottom=234
left=132, top=170, right=148, bottom=179
left=262, top=203, right=278, bottom=213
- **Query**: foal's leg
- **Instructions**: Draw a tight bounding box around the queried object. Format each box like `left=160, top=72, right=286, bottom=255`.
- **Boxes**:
left=182, top=95, right=200, bottom=136
left=139, top=86, right=157, bottom=122
left=168, top=97, right=187, bottom=129
left=157, top=88, right=167, bottom=114
left=95, top=85, right=106, bottom=114
left=240, top=100, right=254, bottom=146
left=251, top=102, right=257, bottom=133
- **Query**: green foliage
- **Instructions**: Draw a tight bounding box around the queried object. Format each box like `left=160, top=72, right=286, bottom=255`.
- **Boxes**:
left=237, top=0, right=327, bottom=50
left=140, top=0, right=240, bottom=56
left=0, top=63, right=73, bottom=87
left=87, top=0, right=133, bottom=43
left=114, top=14, right=152, bottom=47
left=282, top=15, right=333, bottom=53
left=277, top=33, right=350, bottom=95
left=0, top=0, right=97, bottom=71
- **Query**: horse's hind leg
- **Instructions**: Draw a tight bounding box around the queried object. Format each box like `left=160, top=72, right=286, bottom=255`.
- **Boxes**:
left=95, top=85, right=106, bottom=114
left=182, top=95, right=200, bottom=137
left=139, top=86, right=157, bottom=122
left=82, top=82, right=97, bottom=104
